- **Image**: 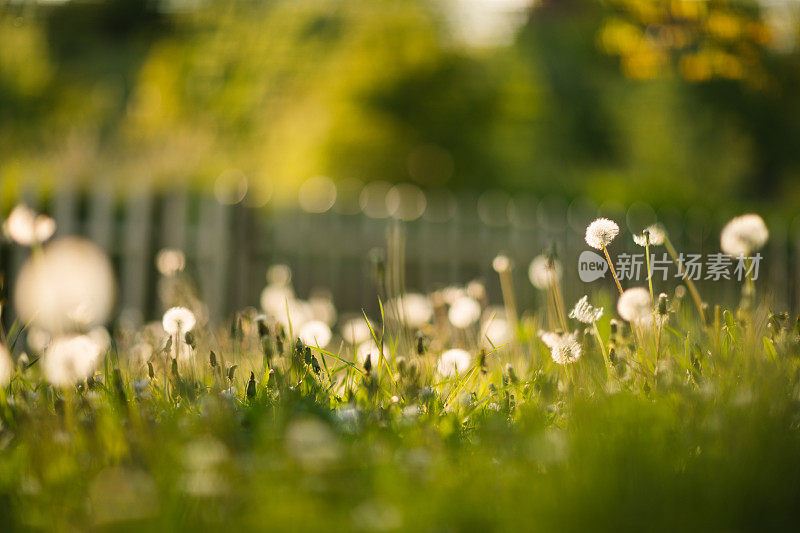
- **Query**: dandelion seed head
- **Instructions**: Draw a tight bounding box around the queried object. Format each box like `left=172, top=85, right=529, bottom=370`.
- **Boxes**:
left=585, top=218, right=619, bottom=249
left=156, top=248, right=186, bottom=276
left=492, top=254, right=511, bottom=273
left=259, top=284, right=295, bottom=316
left=15, top=237, right=116, bottom=334
left=162, top=307, right=196, bottom=335
left=633, top=224, right=666, bottom=247
left=550, top=332, right=582, bottom=365
left=299, top=320, right=332, bottom=347
left=538, top=330, right=562, bottom=349
left=636, top=313, right=669, bottom=330
left=266, top=264, right=292, bottom=286
left=356, top=339, right=380, bottom=365
left=0, top=344, right=13, bottom=387
left=436, top=348, right=472, bottom=377
left=43, top=334, right=102, bottom=387
left=617, top=287, right=652, bottom=322
left=720, top=214, right=769, bottom=257
left=341, top=318, right=373, bottom=345
left=308, top=293, right=337, bottom=326
left=466, top=280, right=486, bottom=301
left=528, top=255, right=562, bottom=290
left=3, top=204, right=56, bottom=246
left=448, top=295, right=482, bottom=329
left=88, top=326, right=111, bottom=353
left=569, top=295, right=604, bottom=324
left=481, top=315, right=511, bottom=348
left=388, top=293, right=433, bottom=328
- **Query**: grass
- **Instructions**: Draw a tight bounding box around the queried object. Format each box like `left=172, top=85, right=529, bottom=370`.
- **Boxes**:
left=2, top=256, right=800, bottom=532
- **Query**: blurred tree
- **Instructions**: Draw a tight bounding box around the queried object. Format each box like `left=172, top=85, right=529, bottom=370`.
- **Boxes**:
left=0, top=0, right=799, bottom=212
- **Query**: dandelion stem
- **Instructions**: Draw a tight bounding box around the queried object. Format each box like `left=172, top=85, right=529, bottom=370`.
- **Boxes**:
left=592, top=321, right=611, bottom=382
left=497, top=267, right=518, bottom=330
left=664, top=237, right=704, bottom=321
left=552, top=278, right=568, bottom=330
left=645, top=241, right=660, bottom=362
left=602, top=245, right=624, bottom=295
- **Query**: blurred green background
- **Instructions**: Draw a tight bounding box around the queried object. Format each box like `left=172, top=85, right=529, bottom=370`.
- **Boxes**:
left=2, top=0, right=800, bottom=211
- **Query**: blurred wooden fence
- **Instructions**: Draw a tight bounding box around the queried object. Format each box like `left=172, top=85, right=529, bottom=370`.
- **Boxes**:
left=2, top=183, right=799, bottom=326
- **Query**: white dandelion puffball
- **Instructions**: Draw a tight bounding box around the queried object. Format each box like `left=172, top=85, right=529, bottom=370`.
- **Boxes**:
left=448, top=295, right=482, bottom=329
left=260, top=284, right=295, bottom=316
left=720, top=214, right=769, bottom=257
left=585, top=218, right=620, bottom=250
left=0, top=344, right=13, bottom=387
left=341, top=318, right=373, bottom=345
left=308, top=294, right=337, bottom=326
left=617, top=287, right=652, bottom=322
left=88, top=326, right=111, bottom=353
left=389, top=293, right=433, bottom=328
left=633, top=224, right=666, bottom=247
left=356, top=339, right=381, bottom=365
left=549, top=332, right=582, bottom=365
left=3, top=204, right=56, bottom=246
left=538, top=330, right=562, bottom=349
left=156, top=248, right=186, bottom=276
left=481, top=317, right=511, bottom=348
left=569, top=295, right=603, bottom=324
left=43, top=334, right=102, bottom=387
left=636, top=314, right=669, bottom=330
left=528, top=255, right=562, bottom=290
left=437, top=348, right=472, bottom=377
left=162, top=307, right=196, bottom=335
left=299, top=320, right=332, bottom=347
left=266, top=264, right=292, bottom=286
left=14, top=237, right=116, bottom=333
left=440, top=286, right=465, bottom=305
left=492, top=254, right=512, bottom=273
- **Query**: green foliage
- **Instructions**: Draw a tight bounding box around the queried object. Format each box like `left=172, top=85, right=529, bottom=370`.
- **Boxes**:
left=2, top=291, right=800, bottom=530
left=2, top=0, right=800, bottom=209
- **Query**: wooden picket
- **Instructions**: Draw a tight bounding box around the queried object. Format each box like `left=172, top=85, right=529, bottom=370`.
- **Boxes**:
left=0, top=184, right=797, bottom=325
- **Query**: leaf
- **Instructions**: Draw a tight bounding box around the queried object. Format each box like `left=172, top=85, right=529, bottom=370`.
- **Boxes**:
left=763, top=337, right=778, bottom=360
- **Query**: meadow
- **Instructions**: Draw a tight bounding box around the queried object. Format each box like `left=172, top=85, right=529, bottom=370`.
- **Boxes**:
left=1, top=206, right=799, bottom=532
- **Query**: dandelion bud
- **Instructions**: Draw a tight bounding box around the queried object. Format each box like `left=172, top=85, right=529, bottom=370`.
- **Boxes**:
left=310, top=355, right=321, bottom=375
left=657, top=293, right=668, bottom=316
left=257, top=317, right=270, bottom=339
left=147, top=361, right=155, bottom=379
left=227, top=365, right=237, bottom=381
left=505, top=363, right=518, bottom=384
left=171, top=358, right=179, bottom=378
left=209, top=350, right=217, bottom=368
left=702, top=303, right=711, bottom=327
left=184, top=331, right=196, bottom=351
left=369, top=248, right=386, bottom=283
left=415, top=331, right=426, bottom=355
left=246, top=372, right=256, bottom=399
left=113, top=366, right=126, bottom=404
left=363, top=354, right=372, bottom=374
